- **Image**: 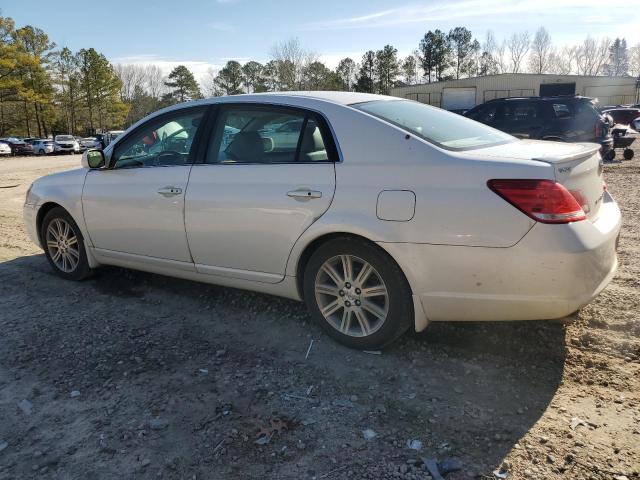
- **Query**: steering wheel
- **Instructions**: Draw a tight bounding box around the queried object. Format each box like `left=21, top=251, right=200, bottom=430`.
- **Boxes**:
left=154, top=150, right=183, bottom=166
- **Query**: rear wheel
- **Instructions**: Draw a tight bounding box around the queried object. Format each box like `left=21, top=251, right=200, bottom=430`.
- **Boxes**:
left=623, top=148, right=634, bottom=160
left=41, top=207, right=92, bottom=281
left=303, top=237, right=412, bottom=350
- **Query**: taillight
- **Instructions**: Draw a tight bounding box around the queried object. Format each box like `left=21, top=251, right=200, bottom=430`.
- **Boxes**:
left=595, top=121, right=602, bottom=138
left=488, top=179, right=587, bottom=224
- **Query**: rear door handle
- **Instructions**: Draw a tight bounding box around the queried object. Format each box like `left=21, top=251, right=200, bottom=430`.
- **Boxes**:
left=287, top=189, right=322, bottom=199
left=157, top=186, right=183, bottom=197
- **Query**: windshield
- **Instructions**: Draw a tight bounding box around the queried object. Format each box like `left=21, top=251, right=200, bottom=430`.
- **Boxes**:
left=56, top=135, right=74, bottom=142
left=353, top=100, right=515, bottom=151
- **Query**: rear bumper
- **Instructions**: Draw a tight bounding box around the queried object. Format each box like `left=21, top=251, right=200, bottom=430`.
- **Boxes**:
left=379, top=191, right=621, bottom=327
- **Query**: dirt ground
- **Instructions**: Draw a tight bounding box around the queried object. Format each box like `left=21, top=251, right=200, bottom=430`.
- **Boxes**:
left=0, top=146, right=638, bottom=480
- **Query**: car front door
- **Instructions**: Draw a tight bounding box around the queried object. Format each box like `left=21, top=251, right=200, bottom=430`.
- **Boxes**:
left=82, top=107, right=207, bottom=264
left=185, top=104, right=337, bottom=283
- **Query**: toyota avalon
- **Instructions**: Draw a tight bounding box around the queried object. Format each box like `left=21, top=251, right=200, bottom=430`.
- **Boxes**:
left=23, top=92, right=621, bottom=349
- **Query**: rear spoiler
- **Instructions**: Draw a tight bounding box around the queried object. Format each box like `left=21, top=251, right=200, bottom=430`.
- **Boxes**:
left=532, top=143, right=600, bottom=165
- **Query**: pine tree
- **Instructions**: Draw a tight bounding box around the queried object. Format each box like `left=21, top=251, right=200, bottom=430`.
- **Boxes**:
left=355, top=51, right=376, bottom=93
left=374, top=45, right=400, bottom=95
left=418, top=30, right=451, bottom=82
left=214, top=61, right=244, bottom=95
left=336, top=58, right=356, bottom=91
left=164, top=65, right=202, bottom=103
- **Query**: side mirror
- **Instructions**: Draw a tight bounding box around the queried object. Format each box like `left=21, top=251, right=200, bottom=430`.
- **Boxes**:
left=85, top=149, right=105, bottom=169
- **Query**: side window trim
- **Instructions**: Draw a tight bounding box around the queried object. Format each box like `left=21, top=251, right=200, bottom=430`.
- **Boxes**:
left=294, top=115, right=310, bottom=163
left=109, top=105, right=209, bottom=169
left=196, top=102, right=340, bottom=165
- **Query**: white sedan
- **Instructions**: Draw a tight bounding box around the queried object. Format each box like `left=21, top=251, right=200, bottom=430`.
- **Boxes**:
left=23, top=92, right=621, bottom=349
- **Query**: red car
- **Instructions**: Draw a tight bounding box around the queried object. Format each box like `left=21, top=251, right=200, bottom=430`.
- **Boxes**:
left=602, top=108, right=640, bottom=125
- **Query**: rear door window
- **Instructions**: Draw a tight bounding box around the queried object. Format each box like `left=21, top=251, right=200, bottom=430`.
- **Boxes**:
left=504, top=102, right=539, bottom=122
left=552, top=103, right=573, bottom=119
left=206, top=106, right=334, bottom=164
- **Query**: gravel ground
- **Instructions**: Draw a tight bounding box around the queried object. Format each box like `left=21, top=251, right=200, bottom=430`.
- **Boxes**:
left=0, top=147, right=638, bottom=480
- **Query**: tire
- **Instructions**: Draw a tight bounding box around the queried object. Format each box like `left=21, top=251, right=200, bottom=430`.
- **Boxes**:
left=41, top=207, right=92, bottom=281
left=303, top=237, right=413, bottom=350
left=39, top=149, right=45, bottom=155
left=623, top=148, right=634, bottom=160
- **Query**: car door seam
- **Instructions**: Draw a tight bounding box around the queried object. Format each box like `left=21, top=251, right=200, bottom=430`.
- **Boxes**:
left=183, top=163, right=196, bottom=264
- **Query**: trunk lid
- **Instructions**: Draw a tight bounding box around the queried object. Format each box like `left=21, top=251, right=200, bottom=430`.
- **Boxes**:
left=471, top=139, right=605, bottom=220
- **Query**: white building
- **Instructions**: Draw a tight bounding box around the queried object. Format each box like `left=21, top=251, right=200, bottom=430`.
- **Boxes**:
left=390, top=73, right=640, bottom=110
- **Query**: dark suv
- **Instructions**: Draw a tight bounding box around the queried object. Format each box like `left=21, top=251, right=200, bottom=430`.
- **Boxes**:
left=465, top=96, right=613, bottom=157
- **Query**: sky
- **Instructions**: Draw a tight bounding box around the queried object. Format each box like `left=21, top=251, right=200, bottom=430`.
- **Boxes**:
left=2, top=0, right=639, bottom=80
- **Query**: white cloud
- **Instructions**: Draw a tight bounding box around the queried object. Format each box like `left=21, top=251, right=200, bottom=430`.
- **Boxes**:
left=303, top=0, right=638, bottom=32
left=110, top=54, right=222, bottom=81
left=208, top=21, right=235, bottom=32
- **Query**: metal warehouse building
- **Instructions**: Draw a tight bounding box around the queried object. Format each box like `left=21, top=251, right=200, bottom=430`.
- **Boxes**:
left=390, top=73, right=640, bottom=111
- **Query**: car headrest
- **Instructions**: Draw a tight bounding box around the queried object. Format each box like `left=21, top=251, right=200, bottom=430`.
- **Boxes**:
left=227, top=131, right=264, bottom=162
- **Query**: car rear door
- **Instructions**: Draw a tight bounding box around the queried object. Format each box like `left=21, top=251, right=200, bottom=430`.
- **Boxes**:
left=500, top=101, right=542, bottom=138
left=184, top=104, right=337, bottom=283
left=82, top=107, right=207, bottom=264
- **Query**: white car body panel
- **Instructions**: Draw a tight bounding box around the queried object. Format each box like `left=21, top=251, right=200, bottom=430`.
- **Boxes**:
left=24, top=91, right=621, bottom=332
left=82, top=166, right=193, bottom=262
left=186, top=163, right=335, bottom=283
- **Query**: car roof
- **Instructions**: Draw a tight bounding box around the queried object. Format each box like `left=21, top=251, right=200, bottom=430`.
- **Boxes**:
left=212, top=91, right=393, bottom=106
left=118, top=91, right=398, bottom=140
left=159, top=91, right=394, bottom=114
left=603, top=107, right=640, bottom=112
left=486, top=96, right=593, bottom=103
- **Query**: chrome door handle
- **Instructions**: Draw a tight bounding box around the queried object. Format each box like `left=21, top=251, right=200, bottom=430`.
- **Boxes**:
left=157, top=186, right=183, bottom=197
left=287, top=189, right=322, bottom=199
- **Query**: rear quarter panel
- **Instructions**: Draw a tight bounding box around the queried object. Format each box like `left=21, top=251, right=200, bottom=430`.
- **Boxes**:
left=287, top=106, right=555, bottom=275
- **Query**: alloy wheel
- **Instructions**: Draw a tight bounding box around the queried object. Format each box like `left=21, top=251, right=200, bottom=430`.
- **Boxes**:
left=314, top=254, right=389, bottom=337
left=46, top=218, right=80, bottom=273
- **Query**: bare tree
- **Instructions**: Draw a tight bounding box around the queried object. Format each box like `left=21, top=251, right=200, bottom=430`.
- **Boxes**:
left=528, top=27, right=553, bottom=74
left=144, top=65, right=165, bottom=99
left=630, top=43, right=640, bottom=78
left=575, top=36, right=610, bottom=76
left=547, top=46, right=575, bottom=75
left=113, top=64, right=146, bottom=101
left=495, top=40, right=508, bottom=74
left=270, top=38, right=317, bottom=90
left=507, top=31, right=530, bottom=73
left=202, top=67, right=220, bottom=97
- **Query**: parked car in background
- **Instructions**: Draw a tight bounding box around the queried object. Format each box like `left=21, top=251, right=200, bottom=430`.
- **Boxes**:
left=32, top=139, right=55, bottom=155
left=0, top=137, right=34, bottom=156
left=24, top=92, right=621, bottom=349
left=80, top=137, right=101, bottom=150
left=465, top=96, right=614, bottom=159
left=54, top=135, right=81, bottom=154
left=103, top=130, right=125, bottom=146
left=602, top=107, right=640, bottom=126
left=0, top=141, right=12, bottom=156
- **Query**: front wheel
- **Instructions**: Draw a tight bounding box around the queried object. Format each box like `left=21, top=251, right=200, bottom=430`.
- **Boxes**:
left=303, top=237, right=413, bottom=350
left=41, top=207, right=92, bottom=281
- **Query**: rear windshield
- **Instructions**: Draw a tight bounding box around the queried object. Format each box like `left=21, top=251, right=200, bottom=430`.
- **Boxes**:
left=353, top=100, right=515, bottom=151
left=56, top=135, right=74, bottom=141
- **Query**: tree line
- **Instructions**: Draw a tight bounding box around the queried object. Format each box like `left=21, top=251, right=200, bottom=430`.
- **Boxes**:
left=2, top=11, right=640, bottom=137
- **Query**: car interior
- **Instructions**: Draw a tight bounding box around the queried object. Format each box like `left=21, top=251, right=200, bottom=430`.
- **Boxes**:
left=113, top=113, right=203, bottom=168
left=212, top=109, right=328, bottom=164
